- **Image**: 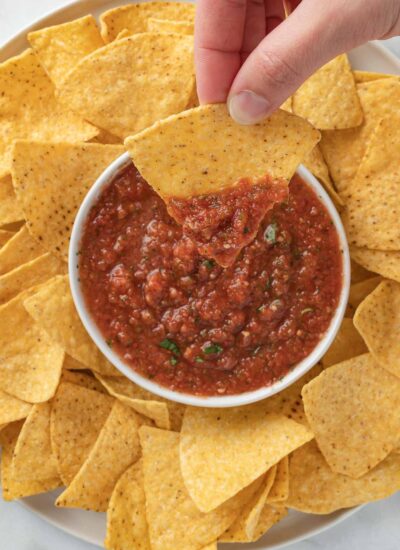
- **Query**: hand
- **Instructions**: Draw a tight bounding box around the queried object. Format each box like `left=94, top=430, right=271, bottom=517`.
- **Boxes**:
left=195, top=0, right=400, bottom=124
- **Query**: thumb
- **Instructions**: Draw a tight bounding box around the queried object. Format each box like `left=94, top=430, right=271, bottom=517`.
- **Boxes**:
left=228, top=0, right=379, bottom=124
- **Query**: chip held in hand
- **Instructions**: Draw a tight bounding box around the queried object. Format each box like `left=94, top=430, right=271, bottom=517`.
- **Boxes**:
left=125, top=104, right=320, bottom=266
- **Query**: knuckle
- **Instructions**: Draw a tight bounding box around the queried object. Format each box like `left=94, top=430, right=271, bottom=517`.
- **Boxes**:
left=224, top=0, right=247, bottom=7
left=255, top=47, right=301, bottom=88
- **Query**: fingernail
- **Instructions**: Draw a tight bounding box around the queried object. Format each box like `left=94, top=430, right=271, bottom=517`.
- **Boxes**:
left=228, top=90, right=271, bottom=125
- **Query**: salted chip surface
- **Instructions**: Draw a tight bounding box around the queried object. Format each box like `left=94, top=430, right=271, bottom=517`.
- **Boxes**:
left=180, top=408, right=313, bottom=512
left=12, top=402, right=59, bottom=482
left=147, top=17, right=194, bottom=34
left=220, top=468, right=276, bottom=542
left=126, top=104, right=320, bottom=199
left=95, top=374, right=170, bottom=430
left=287, top=440, right=400, bottom=514
left=105, top=459, right=151, bottom=550
left=351, top=247, right=400, bottom=283
left=0, top=390, right=31, bottom=424
left=321, top=318, right=367, bottom=367
left=28, top=15, right=104, bottom=87
left=56, top=401, right=144, bottom=512
left=0, top=226, right=44, bottom=276
left=302, top=353, right=400, bottom=478
left=0, top=422, right=61, bottom=500
left=51, top=382, right=114, bottom=485
left=354, top=280, right=400, bottom=378
left=0, top=289, right=64, bottom=403
left=58, top=33, right=194, bottom=139
left=0, top=175, right=24, bottom=226
left=11, top=141, right=123, bottom=260
left=100, top=2, right=195, bottom=41
left=303, top=145, right=343, bottom=206
left=140, top=426, right=262, bottom=550
left=23, top=275, right=116, bottom=374
left=0, top=49, right=97, bottom=178
left=0, top=253, right=66, bottom=305
left=320, top=78, right=400, bottom=193
left=344, top=116, right=400, bottom=250
left=292, top=55, right=363, bottom=130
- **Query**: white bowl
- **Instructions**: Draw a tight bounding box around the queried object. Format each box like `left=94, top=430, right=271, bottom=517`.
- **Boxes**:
left=69, top=152, right=350, bottom=408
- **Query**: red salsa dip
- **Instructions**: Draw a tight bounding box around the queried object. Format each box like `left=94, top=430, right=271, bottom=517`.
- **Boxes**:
left=79, top=164, right=343, bottom=396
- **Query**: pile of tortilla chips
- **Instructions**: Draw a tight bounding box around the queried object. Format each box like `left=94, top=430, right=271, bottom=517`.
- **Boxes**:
left=0, top=2, right=399, bottom=549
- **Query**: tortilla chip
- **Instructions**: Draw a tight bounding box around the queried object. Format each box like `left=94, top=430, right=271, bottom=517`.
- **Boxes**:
left=11, top=141, right=123, bottom=260
left=251, top=504, right=288, bottom=540
left=0, top=49, right=97, bottom=178
left=139, top=426, right=262, bottom=550
left=147, top=17, right=194, bottom=34
left=56, top=401, right=144, bottom=511
left=287, top=440, right=400, bottom=513
left=266, top=457, right=289, bottom=503
left=0, top=422, right=61, bottom=500
left=105, top=459, right=151, bottom=550
left=60, top=369, right=106, bottom=393
left=126, top=104, right=320, bottom=199
left=0, top=230, right=15, bottom=248
left=0, top=252, right=66, bottom=305
left=11, top=402, right=59, bottom=482
left=186, top=84, right=199, bottom=109
left=303, top=145, right=343, bottom=206
left=350, top=258, right=374, bottom=283
left=353, top=70, right=398, bottom=83
left=28, top=15, right=104, bottom=87
left=180, top=408, right=313, bottom=512
left=95, top=374, right=170, bottom=430
left=354, top=280, right=400, bottom=378
left=348, top=276, right=382, bottom=311
left=344, top=116, right=400, bottom=250
left=23, top=275, right=119, bottom=375
left=115, top=28, right=132, bottom=40
left=0, top=175, right=24, bottom=226
left=292, top=55, right=363, bottom=130
left=351, top=247, right=400, bottom=283
left=0, top=226, right=44, bottom=276
left=100, top=2, right=196, bottom=42
left=320, top=78, right=400, bottom=193
left=220, top=467, right=277, bottom=542
left=0, top=390, right=31, bottom=424
left=280, top=96, right=292, bottom=112
left=321, top=318, right=367, bottom=368
left=258, top=363, right=323, bottom=426
left=59, top=33, right=194, bottom=139
left=302, top=353, right=400, bottom=478
left=50, top=382, right=114, bottom=485
left=0, top=289, right=64, bottom=403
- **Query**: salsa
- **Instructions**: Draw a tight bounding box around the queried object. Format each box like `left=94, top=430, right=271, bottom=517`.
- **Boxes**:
left=79, top=164, right=343, bottom=396
left=167, top=177, right=288, bottom=267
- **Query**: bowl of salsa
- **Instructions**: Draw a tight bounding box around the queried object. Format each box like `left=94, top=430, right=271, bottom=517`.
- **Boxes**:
left=69, top=152, right=350, bottom=407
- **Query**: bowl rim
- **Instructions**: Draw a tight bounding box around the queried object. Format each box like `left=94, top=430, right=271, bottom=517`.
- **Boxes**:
left=69, top=151, right=350, bottom=408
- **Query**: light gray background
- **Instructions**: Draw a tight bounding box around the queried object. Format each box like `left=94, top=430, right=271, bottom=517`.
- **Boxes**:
left=0, top=1, right=399, bottom=549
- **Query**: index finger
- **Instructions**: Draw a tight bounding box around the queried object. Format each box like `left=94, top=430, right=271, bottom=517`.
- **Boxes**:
left=195, top=0, right=247, bottom=104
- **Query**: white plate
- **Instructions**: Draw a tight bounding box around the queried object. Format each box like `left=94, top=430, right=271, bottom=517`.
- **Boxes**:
left=2, top=1, right=400, bottom=548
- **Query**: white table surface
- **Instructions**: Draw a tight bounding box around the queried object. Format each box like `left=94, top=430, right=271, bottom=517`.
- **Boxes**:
left=0, top=1, right=399, bottom=549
